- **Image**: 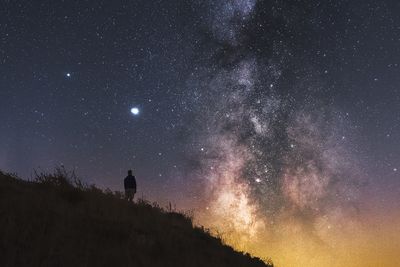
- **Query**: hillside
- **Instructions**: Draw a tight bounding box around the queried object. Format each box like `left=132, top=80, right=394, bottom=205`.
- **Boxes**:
left=0, top=170, right=272, bottom=267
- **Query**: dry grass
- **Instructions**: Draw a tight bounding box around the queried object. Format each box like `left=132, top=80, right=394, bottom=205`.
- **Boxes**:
left=0, top=169, right=272, bottom=267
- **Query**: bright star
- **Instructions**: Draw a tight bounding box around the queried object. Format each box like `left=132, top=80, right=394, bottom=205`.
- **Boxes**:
left=66, top=73, right=71, bottom=77
left=130, top=107, right=140, bottom=115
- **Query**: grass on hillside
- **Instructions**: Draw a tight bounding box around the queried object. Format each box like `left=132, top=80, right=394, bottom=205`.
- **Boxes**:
left=0, top=168, right=273, bottom=267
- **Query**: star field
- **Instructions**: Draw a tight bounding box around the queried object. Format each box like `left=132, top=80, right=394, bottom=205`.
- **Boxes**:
left=1, top=1, right=400, bottom=266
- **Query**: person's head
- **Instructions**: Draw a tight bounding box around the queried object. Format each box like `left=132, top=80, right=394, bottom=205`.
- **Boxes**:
left=128, top=170, right=133, bottom=176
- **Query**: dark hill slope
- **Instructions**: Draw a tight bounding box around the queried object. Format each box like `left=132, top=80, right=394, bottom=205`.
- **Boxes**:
left=0, top=171, right=272, bottom=267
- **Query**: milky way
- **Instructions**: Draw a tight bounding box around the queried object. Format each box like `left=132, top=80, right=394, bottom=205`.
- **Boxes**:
left=183, top=1, right=367, bottom=264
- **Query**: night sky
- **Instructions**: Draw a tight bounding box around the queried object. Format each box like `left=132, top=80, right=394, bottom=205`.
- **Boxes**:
left=1, top=1, right=400, bottom=266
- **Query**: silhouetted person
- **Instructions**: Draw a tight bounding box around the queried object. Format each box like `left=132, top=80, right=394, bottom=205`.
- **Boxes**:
left=124, top=170, right=137, bottom=202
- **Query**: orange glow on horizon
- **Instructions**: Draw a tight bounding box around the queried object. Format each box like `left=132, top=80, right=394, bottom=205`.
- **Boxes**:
left=194, top=205, right=400, bottom=267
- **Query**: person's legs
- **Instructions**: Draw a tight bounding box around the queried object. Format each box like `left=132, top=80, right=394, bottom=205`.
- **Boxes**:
left=125, top=189, right=134, bottom=202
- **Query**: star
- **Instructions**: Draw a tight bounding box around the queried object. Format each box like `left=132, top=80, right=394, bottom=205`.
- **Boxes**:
left=130, top=107, right=140, bottom=115
left=66, top=73, right=71, bottom=78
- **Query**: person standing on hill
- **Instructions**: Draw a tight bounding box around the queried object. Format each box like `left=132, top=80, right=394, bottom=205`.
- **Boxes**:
left=124, top=170, right=137, bottom=202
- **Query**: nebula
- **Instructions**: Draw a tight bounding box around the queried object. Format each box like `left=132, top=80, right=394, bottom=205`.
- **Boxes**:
left=188, top=58, right=364, bottom=263
left=182, top=1, right=371, bottom=265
